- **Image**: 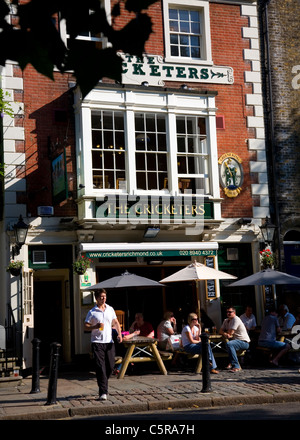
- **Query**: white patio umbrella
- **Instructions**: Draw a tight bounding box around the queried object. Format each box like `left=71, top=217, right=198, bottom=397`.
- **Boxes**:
left=160, top=261, right=236, bottom=315
left=160, top=261, right=237, bottom=283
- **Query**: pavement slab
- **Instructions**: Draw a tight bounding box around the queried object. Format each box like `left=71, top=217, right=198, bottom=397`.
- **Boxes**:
left=0, top=365, right=300, bottom=419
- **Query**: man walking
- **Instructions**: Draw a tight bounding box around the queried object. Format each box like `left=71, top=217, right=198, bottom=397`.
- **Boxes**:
left=220, top=306, right=250, bottom=372
left=84, top=289, right=122, bottom=400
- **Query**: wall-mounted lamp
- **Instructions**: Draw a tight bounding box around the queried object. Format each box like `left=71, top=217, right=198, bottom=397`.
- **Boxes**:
left=181, top=84, right=188, bottom=90
left=144, top=227, right=160, bottom=238
left=12, top=215, right=28, bottom=258
left=141, top=81, right=149, bottom=87
left=259, top=216, right=276, bottom=245
left=147, top=260, right=164, bottom=265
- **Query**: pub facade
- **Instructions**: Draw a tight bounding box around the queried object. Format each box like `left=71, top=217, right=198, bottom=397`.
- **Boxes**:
left=0, top=0, right=270, bottom=370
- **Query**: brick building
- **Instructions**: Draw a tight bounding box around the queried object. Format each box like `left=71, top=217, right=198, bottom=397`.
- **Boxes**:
left=0, top=0, right=271, bottom=370
left=258, top=0, right=300, bottom=312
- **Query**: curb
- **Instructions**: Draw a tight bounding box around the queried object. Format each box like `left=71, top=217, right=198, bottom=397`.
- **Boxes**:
left=0, top=407, right=70, bottom=421
left=2, top=391, right=300, bottom=420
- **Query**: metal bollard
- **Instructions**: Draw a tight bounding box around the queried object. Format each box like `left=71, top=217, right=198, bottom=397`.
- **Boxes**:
left=200, top=332, right=212, bottom=393
left=45, top=342, right=61, bottom=405
left=30, top=338, right=41, bottom=393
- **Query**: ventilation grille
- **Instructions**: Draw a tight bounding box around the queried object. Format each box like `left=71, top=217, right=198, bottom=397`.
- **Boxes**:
left=216, top=115, right=225, bottom=129
left=32, top=250, right=47, bottom=264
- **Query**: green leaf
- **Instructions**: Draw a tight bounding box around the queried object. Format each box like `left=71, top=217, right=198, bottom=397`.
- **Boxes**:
left=0, top=0, right=9, bottom=16
left=111, top=2, right=121, bottom=17
left=110, top=13, right=152, bottom=58
left=0, top=0, right=156, bottom=93
left=125, top=0, right=158, bottom=13
left=66, top=44, right=122, bottom=98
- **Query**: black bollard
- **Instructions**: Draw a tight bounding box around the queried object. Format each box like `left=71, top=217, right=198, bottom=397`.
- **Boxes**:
left=45, top=342, right=61, bottom=405
left=200, top=332, right=212, bottom=393
left=30, top=338, right=41, bottom=393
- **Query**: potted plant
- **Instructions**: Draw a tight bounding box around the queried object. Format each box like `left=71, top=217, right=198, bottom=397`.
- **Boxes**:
left=259, top=248, right=275, bottom=269
left=73, top=255, right=92, bottom=275
left=6, top=260, right=24, bottom=276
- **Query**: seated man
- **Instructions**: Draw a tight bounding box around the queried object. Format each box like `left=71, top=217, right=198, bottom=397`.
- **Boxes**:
left=240, top=305, right=257, bottom=333
left=129, top=312, right=154, bottom=338
left=278, top=304, right=296, bottom=331
left=258, top=308, right=291, bottom=366
left=219, top=306, right=250, bottom=372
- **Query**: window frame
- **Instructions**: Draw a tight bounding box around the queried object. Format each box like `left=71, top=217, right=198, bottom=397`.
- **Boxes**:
left=91, top=110, right=126, bottom=190
left=176, top=115, right=211, bottom=195
left=59, top=0, right=111, bottom=48
left=135, top=112, right=168, bottom=191
left=75, top=88, right=219, bottom=200
left=163, top=0, right=212, bottom=65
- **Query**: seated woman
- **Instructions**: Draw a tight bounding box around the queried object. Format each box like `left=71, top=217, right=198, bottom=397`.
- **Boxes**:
left=129, top=312, right=154, bottom=338
left=181, top=312, right=219, bottom=374
left=157, top=311, right=177, bottom=350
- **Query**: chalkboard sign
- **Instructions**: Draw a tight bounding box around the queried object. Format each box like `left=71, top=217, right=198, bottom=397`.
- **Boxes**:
left=204, top=256, right=217, bottom=300
left=263, top=285, right=275, bottom=311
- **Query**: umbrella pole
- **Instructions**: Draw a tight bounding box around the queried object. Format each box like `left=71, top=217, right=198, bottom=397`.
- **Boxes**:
left=195, top=281, right=201, bottom=316
left=126, top=289, right=129, bottom=329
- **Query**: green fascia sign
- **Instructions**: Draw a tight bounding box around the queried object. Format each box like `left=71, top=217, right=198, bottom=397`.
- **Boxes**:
left=86, top=249, right=217, bottom=259
left=95, top=195, right=214, bottom=223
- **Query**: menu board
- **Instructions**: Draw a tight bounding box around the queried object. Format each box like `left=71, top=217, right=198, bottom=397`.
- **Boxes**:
left=263, top=285, right=275, bottom=311
left=204, top=256, right=217, bottom=300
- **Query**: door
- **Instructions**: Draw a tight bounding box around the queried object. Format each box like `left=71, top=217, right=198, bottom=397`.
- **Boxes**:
left=34, top=281, right=63, bottom=364
left=22, top=269, right=34, bottom=369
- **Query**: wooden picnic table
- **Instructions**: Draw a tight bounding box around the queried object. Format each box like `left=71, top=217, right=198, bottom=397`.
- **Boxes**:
left=117, top=336, right=170, bottom=379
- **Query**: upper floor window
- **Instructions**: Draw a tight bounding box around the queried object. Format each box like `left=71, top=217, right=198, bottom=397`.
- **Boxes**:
left=163, top=0, right=212, bottom=65
left=176, top=116, right=210, bottom=194
left=78, top=89, right=218, bottom=198
left=92, top=111, right=125, bottom=190
left=60, top=0, right=110, bottom=49
left=169, top=9, right=202, bottom=58
left=135, top=113, right=168, bottom=191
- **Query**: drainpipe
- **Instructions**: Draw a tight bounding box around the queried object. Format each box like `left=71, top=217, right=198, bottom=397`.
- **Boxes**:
left=259, top=0, right=282, bottom=270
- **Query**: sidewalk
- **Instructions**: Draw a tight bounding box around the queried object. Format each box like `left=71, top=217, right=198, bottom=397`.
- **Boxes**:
left=1, top=365, right=300, bottom=420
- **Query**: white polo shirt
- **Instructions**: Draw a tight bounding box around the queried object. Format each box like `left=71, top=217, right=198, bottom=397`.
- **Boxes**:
left=85, top=303, right=117, bottom=343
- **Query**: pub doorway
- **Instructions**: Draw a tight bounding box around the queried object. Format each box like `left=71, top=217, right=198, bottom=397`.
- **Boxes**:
left=33, top=269, right=71, bottom=365
left=33, top=281, right=63, bottom=364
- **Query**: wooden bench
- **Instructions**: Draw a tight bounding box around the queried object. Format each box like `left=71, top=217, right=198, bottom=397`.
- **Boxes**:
left=114, top=351, right=173, bottom=366
left=172, top=350, right=203, bottom=373
left=172, top=348, right=246, bottom=373
left=255, top=345, right=300, bottom=363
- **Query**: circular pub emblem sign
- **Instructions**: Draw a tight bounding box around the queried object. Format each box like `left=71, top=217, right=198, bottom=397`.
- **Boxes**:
left=218, top=153, right=244, bottom=198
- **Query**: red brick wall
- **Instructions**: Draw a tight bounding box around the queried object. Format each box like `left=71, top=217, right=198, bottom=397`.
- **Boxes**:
left=22, top=65, right=77, bottom=217
left=19, top=1, right=256, bottom=219
left=140, top=1, right=256, bottom=218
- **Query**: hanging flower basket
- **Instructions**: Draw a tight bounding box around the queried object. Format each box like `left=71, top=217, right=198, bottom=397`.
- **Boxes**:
left=73, top=256, right=91, bottom=275
left=6, top=260, right=24, bottom=276
left=259, top=248, right=275, bottom=269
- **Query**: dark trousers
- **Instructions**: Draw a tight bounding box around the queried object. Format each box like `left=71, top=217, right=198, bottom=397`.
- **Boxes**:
left=92, top=342, right=115, bottom=395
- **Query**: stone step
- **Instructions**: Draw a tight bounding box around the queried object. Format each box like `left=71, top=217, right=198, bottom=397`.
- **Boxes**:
left=0, top=375, right=22, bottom=388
